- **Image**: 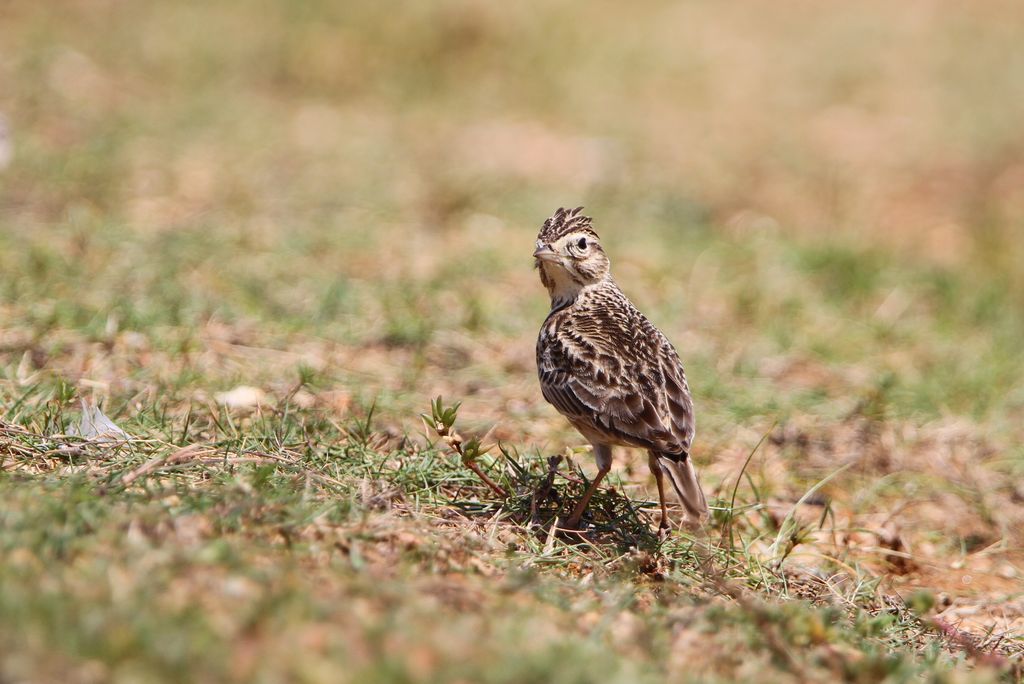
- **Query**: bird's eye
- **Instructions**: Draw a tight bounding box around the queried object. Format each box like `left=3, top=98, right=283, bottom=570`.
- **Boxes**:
left=576, top=237, right=588, bottom=250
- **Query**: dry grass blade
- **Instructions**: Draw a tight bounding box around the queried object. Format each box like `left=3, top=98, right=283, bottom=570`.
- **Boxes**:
left=768, top=463, right=853, bottom=567
left=120, top=444, right=208, bottom=486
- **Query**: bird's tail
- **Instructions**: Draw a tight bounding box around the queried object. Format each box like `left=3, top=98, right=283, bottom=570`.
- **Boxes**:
left=657, top=453, right=708, bottom=522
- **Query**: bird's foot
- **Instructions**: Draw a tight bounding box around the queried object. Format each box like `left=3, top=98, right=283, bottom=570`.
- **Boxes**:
left=554, top=514, right=595, bottom=541
left=561, top=514, right=584, bottom=531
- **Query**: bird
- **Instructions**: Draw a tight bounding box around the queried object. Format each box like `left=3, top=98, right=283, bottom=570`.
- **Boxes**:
left=533, top=206, right=708, bottom=531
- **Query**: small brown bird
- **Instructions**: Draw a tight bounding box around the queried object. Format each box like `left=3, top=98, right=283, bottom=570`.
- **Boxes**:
left=534, top=207, right=708, bottom=530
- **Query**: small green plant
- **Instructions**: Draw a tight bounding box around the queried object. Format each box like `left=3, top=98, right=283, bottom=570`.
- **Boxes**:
left=423, top=396, right=508, bottom=498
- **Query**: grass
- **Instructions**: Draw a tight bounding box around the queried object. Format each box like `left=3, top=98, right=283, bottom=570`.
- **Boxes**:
left=0, top=401, right=1009, bottom=683
left=3, top=0, right=1024, bottom=681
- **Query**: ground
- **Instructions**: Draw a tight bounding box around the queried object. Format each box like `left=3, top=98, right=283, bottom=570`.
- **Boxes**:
left=2, top=1, right=1024, bottom=682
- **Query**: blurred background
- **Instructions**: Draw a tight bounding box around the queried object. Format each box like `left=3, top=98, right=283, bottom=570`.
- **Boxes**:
left=3, top=0, right=1024, bottom=678
left=4, top=0, right=1024, bottom=427
left=4, top=0, right=1024, bottom=503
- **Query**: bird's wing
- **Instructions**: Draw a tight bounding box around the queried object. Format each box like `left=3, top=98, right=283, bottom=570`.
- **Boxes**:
left=657, top=339, right=695, bottom=452
left=538, top=316, right=685, bottom=453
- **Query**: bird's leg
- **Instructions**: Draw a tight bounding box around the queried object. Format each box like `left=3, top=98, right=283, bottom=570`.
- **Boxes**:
left=564, top=444, right=612, bottom=529
left=648, top=451, right=671, bottom=534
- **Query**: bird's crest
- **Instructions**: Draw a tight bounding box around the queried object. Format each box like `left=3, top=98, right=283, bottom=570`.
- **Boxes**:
left=537, top=206, right=600, bottom=242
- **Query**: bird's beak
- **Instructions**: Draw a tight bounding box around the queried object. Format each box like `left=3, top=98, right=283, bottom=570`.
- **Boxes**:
left=533, top=243, right=559, bottom=263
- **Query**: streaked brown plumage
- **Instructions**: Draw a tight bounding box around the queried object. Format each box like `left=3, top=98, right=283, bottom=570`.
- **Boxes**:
left=534, top=207, right=708, bottom=530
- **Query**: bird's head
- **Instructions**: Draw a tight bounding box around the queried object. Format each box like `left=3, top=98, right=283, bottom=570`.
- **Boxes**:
left=534, top=207, right=611, bottom=302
